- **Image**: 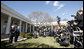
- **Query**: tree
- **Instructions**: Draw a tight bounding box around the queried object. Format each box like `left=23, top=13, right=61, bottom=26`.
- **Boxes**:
left=62, top=18, right=68, bottom=21
left=28, top=11, right=54, bottom=27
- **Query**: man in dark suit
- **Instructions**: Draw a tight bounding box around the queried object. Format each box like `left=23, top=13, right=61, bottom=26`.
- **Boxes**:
left=9, top=25, right=16, bottom=43
left=14, top=26, right=20, bottom=42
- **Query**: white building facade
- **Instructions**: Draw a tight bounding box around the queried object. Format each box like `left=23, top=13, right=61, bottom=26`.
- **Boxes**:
left=1, top=3, right=35, bottom=35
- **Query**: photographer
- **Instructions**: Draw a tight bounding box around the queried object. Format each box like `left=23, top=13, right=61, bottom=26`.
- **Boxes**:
left=70, top=9, right=83, bottom=48
left=57, top=16, right=61, bottom=28
left=73, top=9, right=83, bottom=30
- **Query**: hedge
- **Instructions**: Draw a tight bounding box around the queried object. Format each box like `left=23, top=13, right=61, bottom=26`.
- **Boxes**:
left=20, top=32, right=33, bottom=39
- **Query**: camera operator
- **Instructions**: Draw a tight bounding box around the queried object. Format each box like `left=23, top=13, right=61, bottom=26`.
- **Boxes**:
left=73, top=9, right=83, bottom=30
left=70, top=9, right=83, bottom=48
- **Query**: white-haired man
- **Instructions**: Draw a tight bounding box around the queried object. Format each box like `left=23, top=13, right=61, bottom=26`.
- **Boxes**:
left=9, top=25, right=16, bottom=43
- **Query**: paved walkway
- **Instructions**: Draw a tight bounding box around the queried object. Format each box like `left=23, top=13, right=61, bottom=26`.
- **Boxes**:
left=1, top=36, right=27, bottom=47
left=1, top=36, right=27, bottom=42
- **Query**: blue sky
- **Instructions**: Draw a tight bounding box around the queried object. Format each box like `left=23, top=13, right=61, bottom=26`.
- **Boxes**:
left=1, top=1, right=83, bottom=20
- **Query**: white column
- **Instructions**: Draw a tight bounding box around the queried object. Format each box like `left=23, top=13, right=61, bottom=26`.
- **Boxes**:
left=30, top=25, right=31, bottom=32
left=19, top=20, right=22, bottom=32
left=6, top=16, right=11, bottom=34
left=25, top=23, right=28, bottom=32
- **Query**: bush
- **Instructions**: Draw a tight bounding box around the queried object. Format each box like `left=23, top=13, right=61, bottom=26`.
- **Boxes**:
left=20, top=32, right=25, bottom=38
left=27, top=36, right=32, bottom=39
left=25, top=33, right=32, bottom=39
left=26, top=33, right=33, bottom=36
left=20, top=32, right=33, bottom=38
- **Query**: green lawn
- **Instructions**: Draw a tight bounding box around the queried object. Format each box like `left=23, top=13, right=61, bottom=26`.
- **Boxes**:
left=8, top=37, right=73, bottom=48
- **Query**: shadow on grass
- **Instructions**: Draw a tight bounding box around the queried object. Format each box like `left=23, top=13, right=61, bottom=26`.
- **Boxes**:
left=1, top=41, right=9, bottom=48
left=10, top=43, right=55, bottom=48
left=37, top=44, right=54, bottom=48
left=1, top=41, right=16, bottom=48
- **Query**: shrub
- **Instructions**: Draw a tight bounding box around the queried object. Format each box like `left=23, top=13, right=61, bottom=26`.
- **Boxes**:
left=20, top=32, right=25, bottom=38
left=27, top=36, right=32, bottom=39
left=20, top=32, right=33, bottom=38
left=25, top=33, right=32, bottom=39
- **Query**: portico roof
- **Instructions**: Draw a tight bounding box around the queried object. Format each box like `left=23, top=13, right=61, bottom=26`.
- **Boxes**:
left=1, top=3, right=33, bottom=24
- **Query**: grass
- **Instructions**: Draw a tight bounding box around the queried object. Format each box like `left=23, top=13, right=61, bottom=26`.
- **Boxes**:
left=1, top=40, right=10, bottom=48
left=10, top=36, right=73, bottom=48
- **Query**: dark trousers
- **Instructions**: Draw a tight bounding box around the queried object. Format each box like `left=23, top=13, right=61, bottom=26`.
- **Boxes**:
left=9, top=34, right=19, bottom=43
left=14, top=36, right=18, bottom=42
left=9, top=34, right=14, bottom=43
